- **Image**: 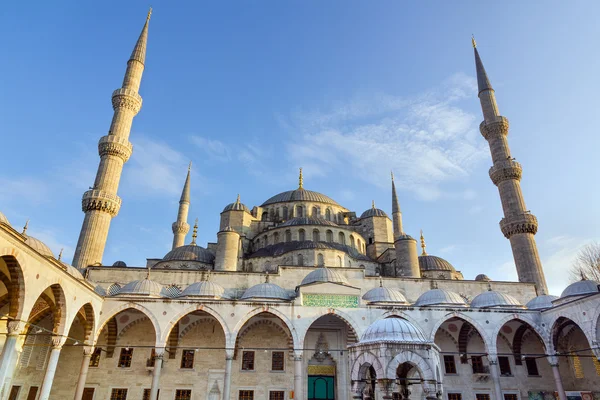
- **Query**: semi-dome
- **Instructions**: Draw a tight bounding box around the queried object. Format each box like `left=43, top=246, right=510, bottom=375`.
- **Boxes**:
left=181, top=281, right=227, bottom=299
left=262, top=189, right=340, bottom=207
left=526, top=294, right=559, bottom=310
left=415, top=288, right=467, bottom=307
left=279, top=217, right=338, bottom=227
left=300, top=267, right=349, bottom=286
left=240, top=282, right=290, bottom=301
left=362, top=286, right=408, bottom=304
left=471, top=290, right=523, bottom=309
left=113, top=261, right=127, bottom=267
left=24, top=235, right=54, bottom=258
left=360, top=317, right=428, bottom=344
left=0, top=211, right=10, bottom=226
left=163, top=244, right=215, bottom=263
left=561, top=280, right=600, bottom=298
left=117, top=278, right=164, bottom=297
left=475, top=274, right=491, bottom=282
left=360, top=207, right=388, bottom=219
left=419, top=255, right=456, bottom=272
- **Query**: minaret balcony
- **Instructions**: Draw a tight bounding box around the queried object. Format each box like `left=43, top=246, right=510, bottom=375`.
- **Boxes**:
left=81, top=189, right=122, bottom=217
left=499, top=212, right=538, bottom=239
left=98, top=135, right=133, bottom=161
left=111, top=88, right=142, bottom=113
left=480, top=116, right=509, bottom=140
left=488, top=160, right=522, bottom=185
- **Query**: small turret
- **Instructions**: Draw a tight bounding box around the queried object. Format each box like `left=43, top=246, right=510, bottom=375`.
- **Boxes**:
left=172, top=163, right=192, bottom=249
left=215, top=226, right=240, bottom=271
left=390, top=172, right=420, bottom=277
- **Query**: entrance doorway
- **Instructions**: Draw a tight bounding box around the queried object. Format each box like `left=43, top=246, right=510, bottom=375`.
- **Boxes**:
left=308, top=376, right=335, bottom=400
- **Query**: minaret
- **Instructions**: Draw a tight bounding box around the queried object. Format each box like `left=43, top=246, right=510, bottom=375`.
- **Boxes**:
left=172, top=163, right=192, bottom=249
left=391, top=172, right=420, bottom=278
left=391, top=171, right=403, bottom=238
left=72, top=10, right=151, bottom=269
left=473, top=38, right=548, bottom=294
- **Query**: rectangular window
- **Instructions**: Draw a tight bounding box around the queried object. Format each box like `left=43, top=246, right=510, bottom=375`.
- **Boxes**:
left=525, top=357, right=539, bottom=376
left=90, top=348, right=102, bottom=367
left=448, top=394, right=462, bottom=400
left=110, top=388, right=128, bottom=400
left=504, top=395, right=519, bottom=400
left=82, top=388, right=95, bottom=400
left=476, top=395, right=491, bottom=400
left=443, top=355, right=457, bottom=374
left=181, top=349, right=195, bottom=369
left=392, top=393, right=401, bottom=400
left=8, top=386, right=20, bottom=400
left=26, top=386, right=38, bottom=400
left=175, top=389, right=192, bottom=400
left=471, top=356, right=485, bottom=374
left=239, top=390, right=254, bottom=400
left=142, top=389, right=159, bottom=400
left=118, top=348, right=133, bottom=368
left=271, top=351, right=285, bottom=371
left=242, top=351, right=255, bottom=371
left=498, top=356, right=511, bottom=376
left=270, top=391, right=285, bottom=400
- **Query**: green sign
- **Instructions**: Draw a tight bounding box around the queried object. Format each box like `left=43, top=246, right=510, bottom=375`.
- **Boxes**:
left=303, top=294, right=359, bottom=308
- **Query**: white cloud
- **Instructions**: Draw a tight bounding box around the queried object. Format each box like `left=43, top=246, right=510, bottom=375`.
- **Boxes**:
left=0, top=177, right=51, bottom=206
left=190, top=136, right=232, bottom=162
left=283, top=73, right=487, bottom=200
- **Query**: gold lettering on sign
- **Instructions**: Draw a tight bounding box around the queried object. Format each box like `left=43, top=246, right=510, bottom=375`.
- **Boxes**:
left=308, top=365, right=336, bottom=376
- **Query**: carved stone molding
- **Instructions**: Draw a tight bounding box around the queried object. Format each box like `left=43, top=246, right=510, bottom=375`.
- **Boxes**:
left=98, top=135, right=133, bottom=162
left=489, top=160, right=522, bottom=185
left=81, top=189, right=122, bottom=217
left=111, top=88, right=143, bottom=114
left=500, top=213, right=538, bottom=238
left=480, top=116, right=509, bottom=140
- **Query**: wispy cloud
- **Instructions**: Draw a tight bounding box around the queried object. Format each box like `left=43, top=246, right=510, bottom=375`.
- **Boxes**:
left=190, top=136, right=232, bottom=162
left=282, top=73, right=487, bottom=200
left=0, top=177, right=51, bottom=206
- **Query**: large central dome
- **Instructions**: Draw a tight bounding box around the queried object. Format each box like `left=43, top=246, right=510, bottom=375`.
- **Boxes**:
left=261, top=188, right=340, bottom=207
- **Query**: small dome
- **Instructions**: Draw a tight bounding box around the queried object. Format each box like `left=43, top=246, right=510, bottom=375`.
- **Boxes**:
left=117, top=278, right=164, bottom=297
left=279, top=217, right=338, bottom=227
left=561, top=280, right=600, bottom=298
left=240, top=282, right=290, bottom=301
left=471, top=290, right=523, bottom=309
left=94, top=285, right=107, bottom=296
left=262, top=189, right=340, bottom=207
left=24, top=235, right=54, bottom=258
left=163, top=245, right=215, bottom=263
left=396, top=234, right=415, bottom=241
left=475, top=274, right=491, bottom=282
left=223, top=201, right=250, bottom=213
left=0, top=211, right=10, bottom=226
left=181, top=281, right=227, bottom=299
left=113, top=261, right=127, bottom=267
left=419, top=255, right=456, bottom=272
left=301, top=267, right=349, bottom=286
left=526, top=295, right=559, bottom=310
left=361, top=317, right=428, bottom=344
left=415, top=288, right=467, bottom=307
left=362, top=286, right=408, bottom=304
left=60, top=262, right=84, bottom=280
left=360, top=208, right=388, bottom=219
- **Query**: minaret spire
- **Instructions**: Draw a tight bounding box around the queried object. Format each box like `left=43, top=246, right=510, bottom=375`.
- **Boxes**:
left=474, top=41, right=548, bottom=294
left=73, top=12, right=150, bottom=269
left=391, top=171, right=403, bottom=238
left=172, top=164, right=192, bottom=249
left=298, top=168, right=304, bottom=189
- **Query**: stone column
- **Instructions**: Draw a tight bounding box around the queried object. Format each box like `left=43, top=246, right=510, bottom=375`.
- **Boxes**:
left=38, top=338, right=63, bottom=400
left=223, top=350, right=234, bottom=400
left=377, top=379, right=393, bottom=400
left=548, top=356, right=567, bottom=400
left=294, top=352, right=303, bottom=400
left=0, top=322, right=23, bottom=400
left=338, top=352, right=349, bottom=400
left=73, top=347, right=94, bottom=400
left=487, top=355, right=503, bottom=400
left=149, top=350, right=164, bottom=400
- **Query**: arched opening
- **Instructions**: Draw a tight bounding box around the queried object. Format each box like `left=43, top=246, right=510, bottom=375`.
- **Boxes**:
left=325, top=209, right=332, bottom=221
left=299, top=229, right=306, bottom=242
left=312, top=207, right=319, bottom=217
left=286, top=230, right=292, bottom=243
left=313, top=229, right=320, bottom=242
left=350, top=235, right=355, bottom=249
left=0, top=255, right=26, bottom=345
left=261, top=211, right=269, bottom=222
left=326, top=230, right=333, bottom=243
left=283, top=207, right=289, bottom=220
left=298, top=254, right=304, bottom=267
left=337, top=256, right=342, bottom=268
left=296, top=205, right=304, bottom=218
left=317, top=254, right=325, bottom=267
left=273, top=232, right=280, bottom=244
left=552, top=317, right=598, bottom=385
left=396, top=362, right=423, bottom=400
left=338, top=232, right=346, bottom=245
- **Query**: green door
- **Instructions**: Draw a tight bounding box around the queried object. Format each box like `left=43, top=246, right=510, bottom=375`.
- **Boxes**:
left=308, top=376, right=335, bottom=400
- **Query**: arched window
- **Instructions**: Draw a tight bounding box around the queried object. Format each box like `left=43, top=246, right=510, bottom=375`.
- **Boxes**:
left=326, top=230, right=333, bottom=242
left=325, top=208, right=331, bottom=221
left=261, top=211, right=269, bottom=221
left=296, top=205, right=303, bottom=218
left=313, top=229, right=320, bottom=242
left=348, top=260, right=352, bottom=268
left=273, top=232, right=279, bottom=244
left=246, top=262, right=253, bottom=272
left=350, top=235, right=355, bottom=248
left=337, top=256, right=342, bottom=268
left=312, top=206, right=318, bottom=217
left=282, top=207, right=289, bottom=220
left=297, top=254, right=304, bottom=266
left=255, top=237, right=261, bottom=249
left=317, top=253, right=324, bottom=267
left=285, top=230, right=292, bottom=242
left=299, top=229, right=306, bottom=241
left=338, top=232, right=346, bottom=245
left=263, top=235, right=268, bottom=246
left=270, top=208, right=276, bottom=220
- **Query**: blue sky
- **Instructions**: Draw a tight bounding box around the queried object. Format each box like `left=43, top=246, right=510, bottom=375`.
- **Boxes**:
left=1, top=1, right=599, bottom=295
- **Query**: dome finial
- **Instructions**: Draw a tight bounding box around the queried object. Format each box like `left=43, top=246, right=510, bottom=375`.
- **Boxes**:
left=236, top=193, right=240, bottom=203
left=22, top=219, right=29, bottom=235
left=379, top=275, right=383, bottom=287
left=487, top=282, right=493, bottom=291
left=471, top=34, right=477, bottom=48
left=58, top=248, right=64, bottom=261
left=146, top=266, right=151, bottom=279
left=265, top=271, right=270, bottom=283
left=191, top=218, right=198, bottom=245
left=420, top=229, right=427, bottom=256
left=147, top=7, right=152, bottom=21
left=372, top=200, right=376, bottom=209
left=298, top=168, right=304, bottom=189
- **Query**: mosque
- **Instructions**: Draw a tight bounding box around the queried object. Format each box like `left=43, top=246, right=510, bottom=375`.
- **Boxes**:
left=1, top=9, right=600, bottom=400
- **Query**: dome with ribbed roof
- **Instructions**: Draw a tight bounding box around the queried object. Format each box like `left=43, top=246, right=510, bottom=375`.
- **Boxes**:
left=360, top=203, right=388, bottom=219
left=59, top=261, right=84, bottom=280
left=163, top=244, right=215, bottom=263
left=301, top=267, right=349, bottom=286
left=526, top=295, right=558, bottom=310
left=471, top=290, right=523, bottom=309
left=475, top=274, right=491, bottom=282
left=561, top=280, right=599, bottom=298
left=419, top=255, right=456, bottom=272
left=117, top=278, right=164, bottom=297
left=415, top=288, right=467, bottom=307
left=240, top=282, right=290, bottom=301
left=24, top=235, right=54, bottom=258
left=223, top=195, right=250, bottom=213
left=262, top=189, right=340, bottom=207
left=181, top=281, right=228, bottom=299
left=360, top=317, right=428, bottom=344
left=113, top=261, right=127, bottom=267
left=362, top=286, right=407, bottom=304
left=279, top=217, right=337, bottom=227
left=0, top=211, right=10, bottom=226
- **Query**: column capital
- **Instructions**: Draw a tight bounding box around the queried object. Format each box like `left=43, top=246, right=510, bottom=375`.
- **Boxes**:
left=293, top=350, right=303, bottom=361
left=547, top=355, right=560, bottom=366
left=225, top=348, right=235, bottom=360
left=51, top=336, right=64, bottom=349
left=82, top=346, right=95, bottom=356
left=7, top=321, right=24, bottom=335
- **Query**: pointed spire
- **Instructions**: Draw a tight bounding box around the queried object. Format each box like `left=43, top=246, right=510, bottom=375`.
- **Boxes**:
left=191, top=218, right=198, bottom=245
left=130, top=8, right=151, bottom=65
left=473, top=37, right=493, bottom=95
left=265, top=271, right=270, bottom=283
left=180, top=163, right=191, bottom=203
left=146, top=266, right=151, bottom=279
left=420, top=230, right=427, bottom=256
left=379, top=275, right=383, bottom=287
left=298, top=168, right=304, bottom=189
left=391, top=171, right=400, bottom=214
left=58, top=248, right=64, bottom=261
left=22, top=219, right=29, bottom=235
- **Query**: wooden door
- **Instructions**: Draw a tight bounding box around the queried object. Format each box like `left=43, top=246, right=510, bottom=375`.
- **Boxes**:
left=308, top=376, right=334, bottom=400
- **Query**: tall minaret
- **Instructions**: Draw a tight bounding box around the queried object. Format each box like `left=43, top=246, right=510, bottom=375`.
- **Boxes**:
left=391, top=171, right=403, bottom=238
left=72, top=10, right=151, bottom=269
left=391, top=172, right=420, bottom=278
left=473, top=38, right=548, bottom=294
left=172, top=163, right=192, bottom=249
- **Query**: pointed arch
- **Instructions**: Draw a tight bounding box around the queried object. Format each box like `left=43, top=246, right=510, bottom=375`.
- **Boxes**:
left=429, top=312, right=490, bottom=353
left=231, top=307, right=299, bottom=351
left=95, top=302, right=161, bottom=346
left=350, top=351, right=384, bottom=380
left=25, top=283, right=68, bottom=336
left=66, top=302, right=96, bottom=344
left=161, top=304, right=230, bottom=345
left=299, top=309, right=361, bottom=346
left=0, top=253, right=26, bottom=321
left=492, top=315, right=548, bottom=365
left=385, top=350, right=434, bottom=381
